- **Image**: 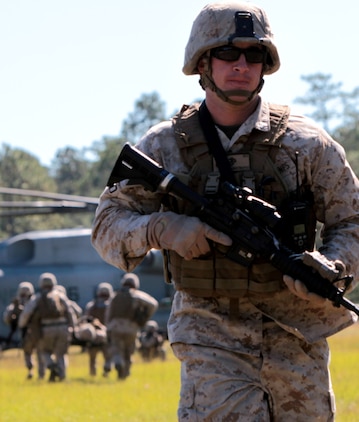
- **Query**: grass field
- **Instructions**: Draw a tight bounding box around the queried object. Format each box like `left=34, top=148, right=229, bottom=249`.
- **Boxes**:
left=327, top=323, right=359, bottom=421
left=0, top=324, right=358, bottom=421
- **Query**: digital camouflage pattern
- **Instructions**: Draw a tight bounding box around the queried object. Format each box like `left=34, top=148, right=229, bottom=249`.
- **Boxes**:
left=2, top=283, right=45, bottom=379
left=105, top=285, right=158, bottom=379
left=173, top=326, right=335, bottom=421
left=183, top=2, right=280, bottom=76
left=19, top=287, right=77, bottom=381
left=84, top=295, right=112, bottom=377
left=92, top=98, right=359, bottom=420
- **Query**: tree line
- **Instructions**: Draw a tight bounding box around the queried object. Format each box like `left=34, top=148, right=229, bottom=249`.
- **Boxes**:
left=1, top=73, right=359, bottom=240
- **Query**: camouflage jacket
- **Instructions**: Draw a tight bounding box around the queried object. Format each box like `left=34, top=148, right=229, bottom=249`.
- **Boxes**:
left=18, top=290, right=77, bottom=329
left=105, top=288, right=158, bottom=330
left=92, top=98, right=359, bottom=348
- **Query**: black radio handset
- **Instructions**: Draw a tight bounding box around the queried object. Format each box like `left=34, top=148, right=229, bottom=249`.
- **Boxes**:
left=277, top=151, right=317, bottom=253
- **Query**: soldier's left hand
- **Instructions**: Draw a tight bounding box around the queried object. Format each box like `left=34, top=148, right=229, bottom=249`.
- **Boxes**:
left=283, top=275, right=327, bottom=304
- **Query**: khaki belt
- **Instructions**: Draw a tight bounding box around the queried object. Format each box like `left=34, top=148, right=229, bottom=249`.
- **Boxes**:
left=41, top=317, right=67, bottom=326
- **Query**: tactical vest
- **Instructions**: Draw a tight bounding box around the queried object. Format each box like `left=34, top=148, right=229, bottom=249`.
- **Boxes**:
left=107, top=289, right=135, bottom=320
left=166, top=102, right=292, bottom=298
left=37, top=290, right=66, bottom=320
left=87, top=301, right=107, bottom=325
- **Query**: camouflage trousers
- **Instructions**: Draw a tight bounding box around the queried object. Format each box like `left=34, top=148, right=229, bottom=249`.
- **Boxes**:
left=88, top=344, right=112, bottom=376
left=41, top=324, right=69, bottom=380
left=172, top=321, right=335, bottom=422
left=109, top=330, right=137, bottom=379
left=22, top=331, right=45, bottom=378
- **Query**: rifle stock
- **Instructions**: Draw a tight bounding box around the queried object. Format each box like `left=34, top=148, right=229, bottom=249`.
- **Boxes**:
left=109, top=143, right=359, bottom=316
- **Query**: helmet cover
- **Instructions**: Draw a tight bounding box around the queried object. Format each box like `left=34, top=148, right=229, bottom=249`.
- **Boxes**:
left=145, top=320, right=159, bottom=331
left=17, top=281, right=35, bottom=298
left=38, top=272, right=58, bottom=289
left=120, top=273, right=140, bottom=289
left=183, top=2, right=280, bottom=76
left=96, top=282, right=114, bottom=298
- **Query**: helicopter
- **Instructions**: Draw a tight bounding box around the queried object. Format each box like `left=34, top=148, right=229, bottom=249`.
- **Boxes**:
left=0, top=187, right=173, bottom=349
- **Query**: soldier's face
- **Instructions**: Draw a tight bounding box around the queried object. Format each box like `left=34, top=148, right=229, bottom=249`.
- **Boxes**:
left=210, top=44, right=263, bottom=97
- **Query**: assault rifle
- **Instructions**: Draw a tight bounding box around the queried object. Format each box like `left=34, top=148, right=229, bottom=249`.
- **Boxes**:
left=109, top=143, right=359, bottom=316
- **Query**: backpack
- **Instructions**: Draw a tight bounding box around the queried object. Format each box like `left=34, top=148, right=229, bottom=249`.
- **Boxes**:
left=133, top=305, right=150, bottom=328
left=37, top=290, right=65, bottom=319
left=108, top=289, right=135, bottom=320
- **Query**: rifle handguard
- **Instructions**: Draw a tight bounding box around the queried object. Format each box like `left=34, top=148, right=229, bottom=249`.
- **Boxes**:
left=302, top=251, right=345, bottom=283
left=111, top=143, right=359, bottom=317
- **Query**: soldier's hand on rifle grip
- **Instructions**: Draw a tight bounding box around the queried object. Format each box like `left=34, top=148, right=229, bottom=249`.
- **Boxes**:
left=147, top=211, right=232, bottom=260
left=283, top=275, right=327, bottom=304
left=302, top=251, right=345, bottom=283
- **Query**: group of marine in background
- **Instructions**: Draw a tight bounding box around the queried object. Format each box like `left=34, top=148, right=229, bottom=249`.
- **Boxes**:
left=2, top=271, right=166, bottom=382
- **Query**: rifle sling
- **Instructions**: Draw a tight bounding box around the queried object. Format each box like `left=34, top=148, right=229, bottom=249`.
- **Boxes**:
left=198, top=101, right=237, bottom=186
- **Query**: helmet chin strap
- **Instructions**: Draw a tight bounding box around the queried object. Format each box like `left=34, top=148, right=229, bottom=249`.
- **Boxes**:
left=199, top=55, right=265, bottom=105
left=200, top=72, right=264, bottom=105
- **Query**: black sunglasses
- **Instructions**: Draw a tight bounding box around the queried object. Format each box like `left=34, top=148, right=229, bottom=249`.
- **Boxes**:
left=211, top=46, right=266, bottom=64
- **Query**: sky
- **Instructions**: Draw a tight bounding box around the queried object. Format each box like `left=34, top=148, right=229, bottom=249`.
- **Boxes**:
left=1, top=0, right=359, bottom=166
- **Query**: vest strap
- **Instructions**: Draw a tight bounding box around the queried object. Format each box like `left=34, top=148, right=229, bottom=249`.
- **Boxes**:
left=168, top=251, right=284, bottom=298
left=168, top=102, right=290, bottom=297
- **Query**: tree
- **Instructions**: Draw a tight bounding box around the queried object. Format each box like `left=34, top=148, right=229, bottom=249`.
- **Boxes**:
left=0, top=143, right=61, bottom=236
left=88, top=135, right=127, bottom=192
left=333, top=115, right=359, bottom=175
left=88, top=91, right=168, bottom=192
left=295, top=73, right=359, bottom=175
left=52, top=146, right=90, bottom=195
left=50, top=146, right=95, bottom=228
left=120, top=92, right=167, bottom=144
left=294, top=73, right=343, bottom=132
left=0, top=92, right=171, bottom=239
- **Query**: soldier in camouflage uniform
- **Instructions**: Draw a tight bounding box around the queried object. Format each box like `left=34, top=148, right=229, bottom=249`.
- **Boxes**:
left=83, top=282, right=113, bottom=377
left=3, top=281, right=45, bottom=379
left=57, top=285, right=83, bottom=320
left=91, top=2, right=359, bottom=420
left=105, top=273, right=158, bottom=379
left=138, top=320, right=166, bottom=362
left=19, top=273, right=77, bottom=382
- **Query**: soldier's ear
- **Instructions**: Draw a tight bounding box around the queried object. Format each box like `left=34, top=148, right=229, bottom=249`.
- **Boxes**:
left=197, top=55, right=209, bottom=74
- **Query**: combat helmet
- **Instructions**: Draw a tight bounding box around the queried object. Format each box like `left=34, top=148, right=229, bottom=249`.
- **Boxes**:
left=183, top=2, right=280, bottom=104
left=96, top=282, right=114, bottom=298
left=120, top=273, right=140, bottom=289
left=144, top=320, right=159, bottom=332
left=38, top=272, right=57, bottom=289
left=16, top=281, right=34, bottom=298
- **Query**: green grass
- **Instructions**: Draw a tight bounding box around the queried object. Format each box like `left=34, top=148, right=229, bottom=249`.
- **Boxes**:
left=1, top=324, right=358, bottom=421
left=0, top=343, right=180, bottom=422
left=328, top=323, right=359, bottom=421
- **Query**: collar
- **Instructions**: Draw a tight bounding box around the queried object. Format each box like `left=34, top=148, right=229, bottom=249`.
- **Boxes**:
left=217, top=97, right=271, bottom=149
